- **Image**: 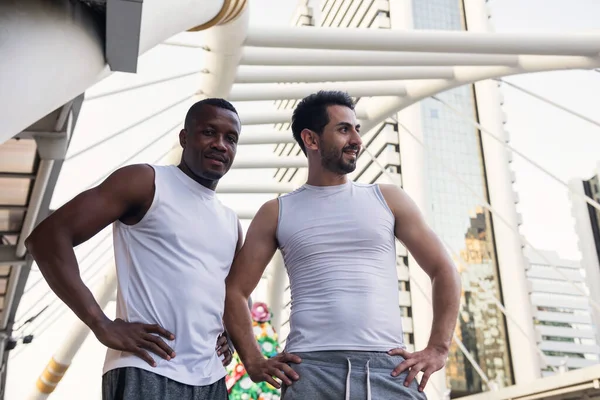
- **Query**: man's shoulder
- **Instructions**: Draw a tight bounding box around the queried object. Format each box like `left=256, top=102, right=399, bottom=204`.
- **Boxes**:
left=101, top=164, right=156, bottom=198
left=260, top=198, right=280, bottom=214
left=113, top=163, right=156, bottom=178
left=377, top=183, right=402, bottom=197
left=250, top=198, right=279, bottom=228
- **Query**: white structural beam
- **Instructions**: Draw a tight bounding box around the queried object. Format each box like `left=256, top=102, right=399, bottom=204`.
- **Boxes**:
left=240, top=107, right=368, bottom=125
left=235, top=209, right=258, bottom=220
left=245, top=27, right=600, bottom=56
left=166, top=3, right=249, bottom=168
left=464, top=0, right=541, bottom=384
left=199, top=5, right=249, bottom=98
left=241, top=47, right=520, bottom=67
left=28, top=266, right=117, bottom=399
left=235, top=66, right=455, bottom=83
left=229, top=81, right=407, bottom=102
left=0, top=0, right=108, bottom=143
left=238, top=130, right=295, bottom=145
left=216, top=182, right=295, bottom=194
left=462, top=363, right=600, bottom=400
left=358, top=55, right=600, bottom=133
left=0, top=0, right=228, bottom=144
left=240, top=110, right=293, bottom=125
left=231, top=156, right=306, bottom=169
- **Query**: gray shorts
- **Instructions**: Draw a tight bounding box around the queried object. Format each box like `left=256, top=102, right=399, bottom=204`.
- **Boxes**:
left=281, top=351, right=427, bottom=400
left=102, top=367, right=228, bottom=400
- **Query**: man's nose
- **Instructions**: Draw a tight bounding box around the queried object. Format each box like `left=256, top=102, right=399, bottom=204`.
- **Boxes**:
left=350, top=129, right=362, bottom=147
left=211, top=135, right=227, bottom=152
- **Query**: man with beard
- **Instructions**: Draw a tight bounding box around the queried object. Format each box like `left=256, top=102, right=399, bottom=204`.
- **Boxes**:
left=223, top=91, right=461, bottom=399
left=26, top=98, right=241, bottom=400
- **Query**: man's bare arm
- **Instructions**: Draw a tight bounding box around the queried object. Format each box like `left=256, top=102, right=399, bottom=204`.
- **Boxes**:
left=217, top=218, right=245, bottom=366
left=380, top=184, right=461, bottom=390
left=25, top=164, right=175, bottom=366
left=224, top=199, right=300, bottom=388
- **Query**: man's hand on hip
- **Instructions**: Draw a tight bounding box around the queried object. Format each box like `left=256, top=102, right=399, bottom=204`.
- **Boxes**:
left=245, top=352, right=302, bottom=389
left=93, top=318, right=176, bottom=367
left=216, top=332, right=233, bottom=366
left=388, top=346, right=447, bottom=392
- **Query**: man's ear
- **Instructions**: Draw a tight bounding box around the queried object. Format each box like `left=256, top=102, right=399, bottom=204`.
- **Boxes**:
left=179, top=129, right=187, bottom=148
left=301, top=129, right=319, bottom=152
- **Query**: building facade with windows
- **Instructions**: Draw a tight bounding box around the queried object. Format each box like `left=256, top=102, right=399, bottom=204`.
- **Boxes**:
left=524, top=248, right=600, bottom=376
left=569, top=163, right=600, bottom=350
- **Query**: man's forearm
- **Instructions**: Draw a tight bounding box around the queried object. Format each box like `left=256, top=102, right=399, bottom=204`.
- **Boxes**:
left=224, top=290, right=264, bottom=365
left=26, top=231, right=109, bottom=331
left=428, top=267, right=461, bottom=352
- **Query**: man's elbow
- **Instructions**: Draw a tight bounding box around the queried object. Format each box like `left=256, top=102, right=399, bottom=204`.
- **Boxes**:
left=225, top=280, right=250, bottom=303
left=443, top=264, right=461, bottom=294
left=24, top=228, right=40, bottom=254
left=24, top=220, right=64, bottom=258
left=431, top=262, right=460, bottom=284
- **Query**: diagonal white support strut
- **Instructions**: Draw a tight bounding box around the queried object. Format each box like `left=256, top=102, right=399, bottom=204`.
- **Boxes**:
left=229, top=81, right=407, bottom=102
left=245, top=28, right=600, bottom=56
left=358, top=56, right=600, bottom=133
left=235, top=66, right=455, bottom=83
left=240, top=47, right=521, bottom=67
left=238, top=130, right=295, bottom=145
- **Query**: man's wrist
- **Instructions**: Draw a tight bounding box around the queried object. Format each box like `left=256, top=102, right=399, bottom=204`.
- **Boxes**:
left=84, top=310, right=110, bottom=334
left=243, top=350, right=266, bottom=369
left=427, top=341, right=450, bottom=355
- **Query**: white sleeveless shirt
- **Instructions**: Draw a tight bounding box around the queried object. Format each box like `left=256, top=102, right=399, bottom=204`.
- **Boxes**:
left=103, top=164, right=239, bottom=386
left=277, top=181, right=405, bottom=352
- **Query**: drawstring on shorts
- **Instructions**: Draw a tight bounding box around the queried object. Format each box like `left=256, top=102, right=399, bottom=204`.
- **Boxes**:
left=344, top=358, right=372, bottom=400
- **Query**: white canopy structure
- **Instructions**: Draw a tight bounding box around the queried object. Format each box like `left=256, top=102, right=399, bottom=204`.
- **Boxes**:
left=1, top=0, right=599, bottom=399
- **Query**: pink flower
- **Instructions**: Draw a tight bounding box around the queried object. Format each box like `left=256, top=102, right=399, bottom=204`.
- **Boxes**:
left=251, top=302, right=271, bottom=323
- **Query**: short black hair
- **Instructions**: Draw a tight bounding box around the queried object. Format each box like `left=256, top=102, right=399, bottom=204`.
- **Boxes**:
left=291, top=91, right=355, bottom=155
left=184, top=98, right=239, bottom=132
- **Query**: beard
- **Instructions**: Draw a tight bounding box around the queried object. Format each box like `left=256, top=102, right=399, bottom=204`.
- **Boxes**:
left=320, top=143, right=358, bottom=174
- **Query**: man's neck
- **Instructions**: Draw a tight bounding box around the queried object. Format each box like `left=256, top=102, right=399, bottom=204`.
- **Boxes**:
left=306, top=168, right=348, bottom=187
left=177, top=162, right=217, bottom=191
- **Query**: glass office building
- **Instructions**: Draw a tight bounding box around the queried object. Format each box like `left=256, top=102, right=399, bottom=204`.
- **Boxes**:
left=413, top=0, right=513, bottom=395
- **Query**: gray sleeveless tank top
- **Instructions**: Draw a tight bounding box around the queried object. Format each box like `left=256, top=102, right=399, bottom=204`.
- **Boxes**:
left=277, top=180, right=405, bottom=352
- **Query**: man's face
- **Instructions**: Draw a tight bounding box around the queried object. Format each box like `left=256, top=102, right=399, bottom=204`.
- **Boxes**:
left=179, top=105, right=241, bottom=181
left=317, top=105, right=362, bottom=174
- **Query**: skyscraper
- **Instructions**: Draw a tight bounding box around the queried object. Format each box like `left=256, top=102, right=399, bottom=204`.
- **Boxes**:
left=270, top=0, right=539, bottom=397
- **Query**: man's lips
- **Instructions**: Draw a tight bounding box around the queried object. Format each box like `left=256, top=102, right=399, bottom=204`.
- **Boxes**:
left=205, top=154, right=228, bottom=164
